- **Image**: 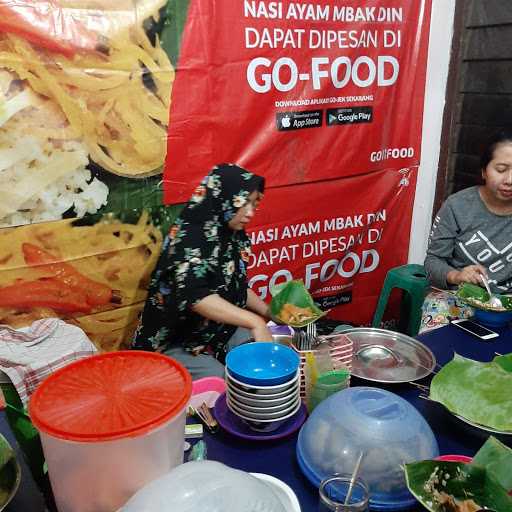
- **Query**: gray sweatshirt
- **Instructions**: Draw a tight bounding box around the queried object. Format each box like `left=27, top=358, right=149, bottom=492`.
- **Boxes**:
left=424, top=186, right=512, bottom=292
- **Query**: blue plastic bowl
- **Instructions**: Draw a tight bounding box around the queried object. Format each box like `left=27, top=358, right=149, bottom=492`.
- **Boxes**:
left=474, top=308, right=512, bottom=328
left=226, top=342, right=300, bottom=386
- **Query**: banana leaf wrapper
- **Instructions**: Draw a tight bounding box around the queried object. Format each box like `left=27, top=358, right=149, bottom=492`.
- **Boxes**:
left=0, top=433, right=18, bottom=508
left=471, top=436, right=512, bottom=491
left=0, top=435, right=13, bottom=473
left=494, top=353, right=512, bottom=373
left=269, top=280, right=327, bottom=327
left=404, top=460, right=512, bottom=512
left=429, top=353, right=512, bottom=431
left=455, top=283, right=512, bottom=312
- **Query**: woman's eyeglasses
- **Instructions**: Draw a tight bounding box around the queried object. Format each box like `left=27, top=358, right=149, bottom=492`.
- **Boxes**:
left=242, top=200, right=260, bottom=212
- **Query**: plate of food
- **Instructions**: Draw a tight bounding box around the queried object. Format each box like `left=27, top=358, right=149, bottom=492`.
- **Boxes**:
left=452, top=413, right=512, bottom=436
left=0, top=212, right=162, bottom=351
left=404, top=436, right=512, bottom=512
left=269, top=280, right=327, bottom=327
left=0, top=0, right=187, bottom=229
left=456, top=283, right=512, bottom=313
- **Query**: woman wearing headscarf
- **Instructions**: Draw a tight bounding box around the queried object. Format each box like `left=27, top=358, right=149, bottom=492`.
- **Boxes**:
left=132, top=163, right=273, bottom=378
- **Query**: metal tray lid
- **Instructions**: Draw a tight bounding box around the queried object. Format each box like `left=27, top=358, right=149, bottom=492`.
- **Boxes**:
left=343, top=328, right=436, bottom=383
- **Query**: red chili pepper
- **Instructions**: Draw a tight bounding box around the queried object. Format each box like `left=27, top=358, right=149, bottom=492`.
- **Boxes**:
left=22, top=243, right=113, bottom=307
left=0, top=0, right=107, bottom=58
left=0, top=279, right=91, bottom=313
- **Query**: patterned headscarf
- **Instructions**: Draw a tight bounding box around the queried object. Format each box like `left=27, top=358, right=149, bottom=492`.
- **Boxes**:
left=181, top=163, right=265, bottom=226
left=167, top=163, right=265, bottom=306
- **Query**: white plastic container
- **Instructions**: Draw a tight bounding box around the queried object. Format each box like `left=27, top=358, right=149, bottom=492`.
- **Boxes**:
left=121, top=461, right=299, bottom=512
left=29, top=351, right=192, bottom=512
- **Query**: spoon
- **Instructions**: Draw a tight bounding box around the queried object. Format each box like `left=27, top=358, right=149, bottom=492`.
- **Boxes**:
left=480, top=274, right=503, bottom=309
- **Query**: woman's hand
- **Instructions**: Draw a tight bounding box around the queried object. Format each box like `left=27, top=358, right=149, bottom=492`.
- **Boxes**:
left=250, top=321, right=274, bottom=342
left=447, top=265, right=487, bottom=286
left=246, top=289, right=271, bottom=319
left=192, top=293, right=273, bottom=341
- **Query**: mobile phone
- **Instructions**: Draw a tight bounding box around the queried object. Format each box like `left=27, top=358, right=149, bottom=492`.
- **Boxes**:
left=450, top=319, right=499, bottom=340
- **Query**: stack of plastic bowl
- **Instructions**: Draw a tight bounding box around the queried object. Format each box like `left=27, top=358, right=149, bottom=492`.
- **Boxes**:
left=225, top=342, right=301, bottom=432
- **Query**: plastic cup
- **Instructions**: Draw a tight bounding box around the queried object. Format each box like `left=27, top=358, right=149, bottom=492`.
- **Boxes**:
left=308, top=369, right=349, bottom=412
left=319, top=474, right=369, bottom=511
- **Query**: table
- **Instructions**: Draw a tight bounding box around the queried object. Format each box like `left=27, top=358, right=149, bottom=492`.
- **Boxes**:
left=1, top=323, right=511, bottom=511
left=205, top=323, right=512, bottom=512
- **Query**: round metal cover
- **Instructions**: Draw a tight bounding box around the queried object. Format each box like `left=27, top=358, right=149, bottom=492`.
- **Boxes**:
left=344, top=328, right=436, bottom=383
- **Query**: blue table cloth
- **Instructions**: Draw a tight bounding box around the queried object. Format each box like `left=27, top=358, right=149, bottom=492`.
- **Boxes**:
left=1, top=322, right=511, bottom=511
left=205, top=323, right=512, bottom=511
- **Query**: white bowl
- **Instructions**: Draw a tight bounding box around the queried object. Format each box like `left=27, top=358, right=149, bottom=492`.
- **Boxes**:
left=251, top=473, right=301, bottom=512
left=227, top=387, right=299, bottom=408
left=226, top=368, right=300, bottom=395
left=228, top=391, right=300, bottom=414
left=237, top=400, right=302, bottom=432
left=226, top=379, right=300, bottom=400
left=227, top=395, right=301, bottom=420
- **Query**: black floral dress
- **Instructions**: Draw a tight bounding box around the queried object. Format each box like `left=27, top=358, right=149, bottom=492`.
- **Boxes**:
left=132, top=164, right=264, bottom=360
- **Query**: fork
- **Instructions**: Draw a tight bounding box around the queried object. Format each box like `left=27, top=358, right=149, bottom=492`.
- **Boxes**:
left=292, top=330, right=306, bottom=350
left=306, top=322, right=318, bottom=349
left=306, top=322, right=316, bottom=340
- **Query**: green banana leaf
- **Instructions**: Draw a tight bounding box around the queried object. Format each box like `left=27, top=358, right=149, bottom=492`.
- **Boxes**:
left=161, top=0, right=191, bottom=67
left=404, top=460, right=512, bottom=512
left=269, top=280, right=327, bottom=327
left=429, top=353, right=512, bottom=431
left=92, top=176, right=184, bottom=234
left=471, top=436, right=512, bottom=491
left=0, top=435, right=13, bottom=473
left=0, top=434, right=19, bottom=509
left=494, top=353, right=512, bottom=373
left=456, top=283, right=512, bottom=312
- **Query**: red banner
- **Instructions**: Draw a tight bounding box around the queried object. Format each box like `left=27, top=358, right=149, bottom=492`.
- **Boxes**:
left=246, top=167, right=418, bottom=323
left=164, top=0, right=432, bottom=202
left=162, top=0, right=432, bottom=323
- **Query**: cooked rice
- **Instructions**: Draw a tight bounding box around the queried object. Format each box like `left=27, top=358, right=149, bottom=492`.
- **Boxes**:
left=0, top=71, right=109, bottom=227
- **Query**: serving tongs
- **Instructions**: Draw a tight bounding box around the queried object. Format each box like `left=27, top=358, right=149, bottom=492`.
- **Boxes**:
left=188, top=402, right=218, bottom=433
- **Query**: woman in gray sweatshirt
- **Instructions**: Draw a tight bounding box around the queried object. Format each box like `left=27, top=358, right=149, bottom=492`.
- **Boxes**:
left=421, top=128, right=512, bottom=330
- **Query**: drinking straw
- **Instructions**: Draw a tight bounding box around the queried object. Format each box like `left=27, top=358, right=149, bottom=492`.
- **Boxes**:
left=344, top=451, right=364, bottom=505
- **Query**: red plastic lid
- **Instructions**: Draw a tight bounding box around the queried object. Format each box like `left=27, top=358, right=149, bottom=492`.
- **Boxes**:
left=435, top=455, right=472, bottom=463
left=29, top=351, right=192, bottom=442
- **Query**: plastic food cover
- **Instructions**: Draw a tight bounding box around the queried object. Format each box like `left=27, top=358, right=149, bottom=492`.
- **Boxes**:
left=296, top=387, right=439, bottom=511
left=120, top=460, right=288, bottom=512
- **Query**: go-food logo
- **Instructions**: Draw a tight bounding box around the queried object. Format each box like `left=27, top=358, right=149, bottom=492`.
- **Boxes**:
left=370, top=147, right=414, bottom=162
